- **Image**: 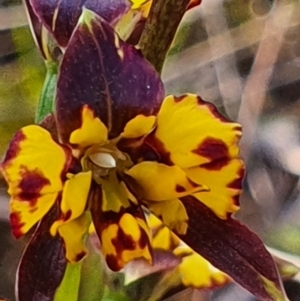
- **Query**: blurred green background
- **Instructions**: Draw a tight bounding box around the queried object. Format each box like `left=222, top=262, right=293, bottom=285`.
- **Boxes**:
left=0, top=3, right=45, bottom=157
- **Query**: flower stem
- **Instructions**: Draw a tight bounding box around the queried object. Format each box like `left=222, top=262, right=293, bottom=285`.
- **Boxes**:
left=139, top=0, right=190, bottom=74
left=35, top=61, right=58, bottom=123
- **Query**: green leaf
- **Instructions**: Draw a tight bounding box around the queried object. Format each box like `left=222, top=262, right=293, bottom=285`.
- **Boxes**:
left=54, top=262, right=82, bottom=301
left=78, top=252, right=105, bottom=301
left=35, top=61, right=58, bottom=123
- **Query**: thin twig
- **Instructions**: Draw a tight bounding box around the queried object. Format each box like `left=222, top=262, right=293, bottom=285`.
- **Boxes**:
left=139, top=0, right=190, bottom=73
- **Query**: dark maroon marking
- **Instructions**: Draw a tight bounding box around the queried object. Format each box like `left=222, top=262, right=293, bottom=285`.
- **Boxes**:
left=112, top=227, right=136, bottom=252
left=231, top=194, right=240, bottom=206
left=117, top=136, right=161, bottom=165
left=58, top=144, right=74, bottom=183
left=227, top=167, right=245, bottom=190
left=89, top=183, right=152, bottom=271
left=18, top=168, right=50, bottom=207
left=227, top=178, right=243, bottom=190
left=2, top=130, right=25, bottom=163
left=192, top=137, right=230, bottom=165
left=196, top=95, right=234, bottom=123
left=105, top=254, right=120, bottom=271
left=144, top=133, right=173, bottom=165
left=75, top=251, right=86, bottom=262
left=29, top=207, right=38, bottom=214
left=19, top=169, right=50, bottom=193
left=64, top=155, right=82, bottom=179
left=139, top=229, right=149, bottom=249
left=173, top=95, right=186, bottom=103
left=63, top=210, right=72, bottom=221
left=10, top=212, right=25, bottom=239
left=187, top=178, right=199, bottom=188
left=175, top=184, right=186, bottom=193
left=201, top=157, right=230, bottom=171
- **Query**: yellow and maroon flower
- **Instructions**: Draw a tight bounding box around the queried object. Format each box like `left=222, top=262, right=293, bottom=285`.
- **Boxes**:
left=1, top=7, right=241, bottom=270
left=1, top=7, right=286, bottom=301
left=0, top=91, right=241, bottom=270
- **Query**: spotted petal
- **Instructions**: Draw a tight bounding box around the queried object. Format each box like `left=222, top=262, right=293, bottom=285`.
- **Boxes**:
left=151, top=94, right=241, bottom=168
left=30, top=0, right=132, bottom=47
left=90, top=183, right=152, bottom=271
left=186, top=158, right=244, bottom=218
left=55, top=9, right=164, bottom=142
left=126, top=161, right=206, bottom=201
left=0, top=125, right=70, bottom=237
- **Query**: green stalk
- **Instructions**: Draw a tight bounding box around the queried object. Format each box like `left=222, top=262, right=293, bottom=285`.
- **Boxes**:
left=35, top=61, right=58, bottom=123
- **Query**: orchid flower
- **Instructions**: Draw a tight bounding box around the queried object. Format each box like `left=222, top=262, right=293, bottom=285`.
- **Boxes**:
left=1, top=2, right=287, bottom=301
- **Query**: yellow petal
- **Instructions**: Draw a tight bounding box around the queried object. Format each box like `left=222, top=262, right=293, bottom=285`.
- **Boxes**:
left=115, top=9, right=143, bottom=41
left=126, top=162, right=206, bottom=201
left=148, top=216, right=180, bottom=252
left=1, top=125, right=68, bottom=236
left=130, top=0, right=149, bottom=9
left=1, top=125, right=68, bottom=197
left=101, top=213, right=152, bottom=271
left=146, top=199, right=188, bottom=234
left=121, top=115, right=156, bottom=138
left=154, top=94, right=242, bottom=168
left=185, top=158, right=243, bottom=218
left=101, top=175, right=131, bottom=213
left=140, top=0, right=152, bottom=17
left=174, top=246, right=230, bottom=288
left=69, top=105, right=108, bottom=148
left=58, top=213, right=89, bottom=263
left=10, top=193, right=58, bottom=238
left=89, top=222, right=96, bottom=234
left=147, top=213, right=164, bottom=230
left=50, top=171, right=92, bottom=235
